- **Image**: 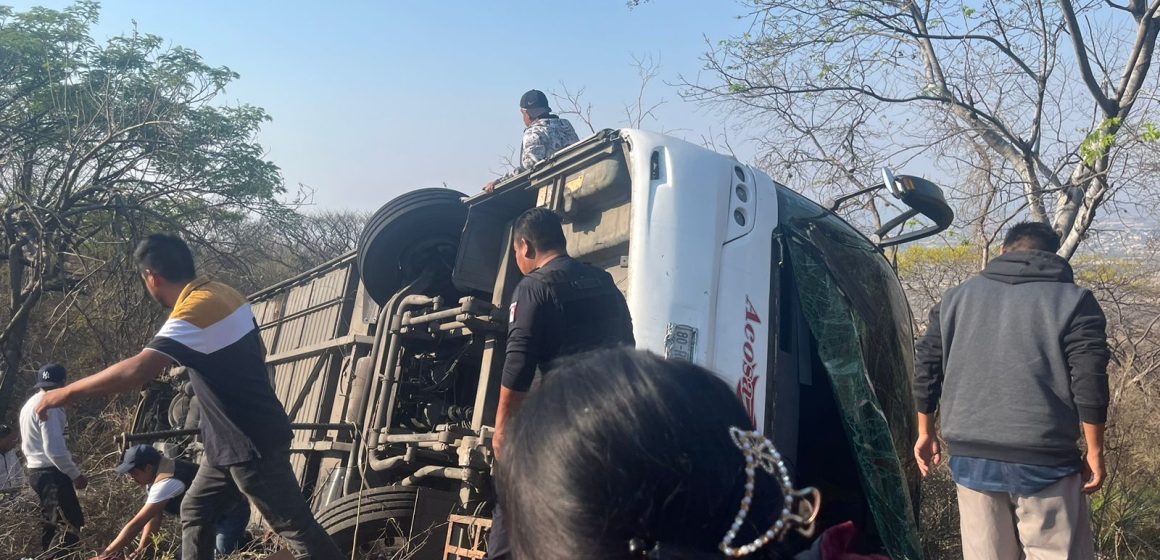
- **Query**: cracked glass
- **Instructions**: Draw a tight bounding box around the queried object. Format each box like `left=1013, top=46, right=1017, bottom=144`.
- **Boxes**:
left=777, top=188, right=923, bottom=559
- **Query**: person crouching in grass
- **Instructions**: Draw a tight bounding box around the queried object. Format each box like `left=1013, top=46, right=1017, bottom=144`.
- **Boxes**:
left=95, top=445, right=250, bottom=559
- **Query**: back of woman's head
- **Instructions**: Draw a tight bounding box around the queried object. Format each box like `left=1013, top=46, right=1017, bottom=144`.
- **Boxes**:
left=498, top=348, right=786, bottom=560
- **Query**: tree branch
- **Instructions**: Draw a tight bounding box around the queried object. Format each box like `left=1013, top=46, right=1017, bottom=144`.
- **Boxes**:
left=1060, top=0, right=1117, bottom=115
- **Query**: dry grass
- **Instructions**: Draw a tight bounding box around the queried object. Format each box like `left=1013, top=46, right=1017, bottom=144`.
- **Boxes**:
left=0, top=395, right=286, bottom=560
left=917, top=465, right=962, bottom=560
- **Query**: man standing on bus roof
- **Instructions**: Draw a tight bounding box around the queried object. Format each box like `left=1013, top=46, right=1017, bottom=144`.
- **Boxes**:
left=483, top=89, right=580, bottom=192
left=35, top=233, right=342, bottom=560
left=488, top=207, right=635, bottom=559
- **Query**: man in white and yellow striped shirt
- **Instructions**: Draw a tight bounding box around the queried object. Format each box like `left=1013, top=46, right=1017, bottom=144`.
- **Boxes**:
left=36, top=234, right=341, bottom=560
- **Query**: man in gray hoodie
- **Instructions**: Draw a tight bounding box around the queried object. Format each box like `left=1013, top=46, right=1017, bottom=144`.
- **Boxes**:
left=913, top=222, right=1109, bottom=560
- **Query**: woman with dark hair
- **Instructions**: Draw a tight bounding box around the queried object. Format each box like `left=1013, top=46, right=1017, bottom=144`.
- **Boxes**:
left=497, top=348, right=818, bottom=560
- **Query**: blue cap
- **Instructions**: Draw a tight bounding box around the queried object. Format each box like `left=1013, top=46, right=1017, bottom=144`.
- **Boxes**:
left=34, top=363, right=67, bottom=389
left=116, top=444, right=162, bottom=474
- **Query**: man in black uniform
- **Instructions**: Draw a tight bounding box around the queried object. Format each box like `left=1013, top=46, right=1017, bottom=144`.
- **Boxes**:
left=488, top=207, right=635, bottom=559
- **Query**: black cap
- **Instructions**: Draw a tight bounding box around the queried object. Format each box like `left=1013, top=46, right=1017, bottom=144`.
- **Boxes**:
left=34, top=363, right=67, bottom=389
left=115, top=444, right=162, bottom=474
left=520, top=89, right=551, bottom=119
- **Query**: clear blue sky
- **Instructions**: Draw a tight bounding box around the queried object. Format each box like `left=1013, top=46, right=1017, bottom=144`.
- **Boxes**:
left=8, top=0, right=759, bottom=210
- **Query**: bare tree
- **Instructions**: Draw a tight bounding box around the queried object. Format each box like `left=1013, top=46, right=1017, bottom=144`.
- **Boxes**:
left=552, top=83, right=597, bottom=135
left=548, top=53, right=670, bottom=136
left=206, top=210, right=370, bottom=293
left=684, top=0, right=1160, bottom=259
left=624, top=53, right=667, bottom=129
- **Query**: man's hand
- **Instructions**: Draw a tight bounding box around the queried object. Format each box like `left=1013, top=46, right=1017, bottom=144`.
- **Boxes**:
left=1082, top=451, right=1105, bottom=494
left=73, top=474, right=88, bottom=490
left=1081, top=422, right=1106, bottom=494
left=914, top=433, right=941, bottom=477
left=494, top=387, right=527, bottom=463
left=914, top=411, right=941, bottom=477
left=37, top=351, right=172, bottom=421
left=36, top=387, right=72, bottom=420
left=483, top=181, right=497, bottom=193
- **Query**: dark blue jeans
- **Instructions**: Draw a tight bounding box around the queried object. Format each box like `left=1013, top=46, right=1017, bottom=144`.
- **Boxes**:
left=488, top=498, right=511, bottom=560
left=213, top=500, right=250, bottom=554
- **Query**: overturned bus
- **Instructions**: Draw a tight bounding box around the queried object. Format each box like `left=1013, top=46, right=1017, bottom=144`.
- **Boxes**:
left=125, top=129, right=952, bottom=559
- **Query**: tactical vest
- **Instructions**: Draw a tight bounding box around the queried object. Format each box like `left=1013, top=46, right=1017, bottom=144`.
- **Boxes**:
left=527, top=263, right=633, bottom=366
left=152, top=458, right=199, bottom=516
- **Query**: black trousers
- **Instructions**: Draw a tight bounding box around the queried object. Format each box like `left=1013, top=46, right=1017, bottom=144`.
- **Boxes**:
left=28, top=467, right=84, bottom=557
left=488, top=497, right=511, bottom=560
left=181, top=449, right=341, bottom=560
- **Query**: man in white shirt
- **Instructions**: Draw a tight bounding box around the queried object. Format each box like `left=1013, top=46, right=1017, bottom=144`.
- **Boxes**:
left=0, top=423, right=23, bottom=499
left=19, top=363, right=87, bottom=557
left=96, top=445, right=250, bottom=559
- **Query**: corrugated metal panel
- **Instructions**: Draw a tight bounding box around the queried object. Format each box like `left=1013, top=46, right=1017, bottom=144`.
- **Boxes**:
left=249, top=255, right=371, bottom=487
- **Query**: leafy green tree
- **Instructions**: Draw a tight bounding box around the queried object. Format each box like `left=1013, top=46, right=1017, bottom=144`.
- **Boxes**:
left=0, top=1, right=292, bottom=413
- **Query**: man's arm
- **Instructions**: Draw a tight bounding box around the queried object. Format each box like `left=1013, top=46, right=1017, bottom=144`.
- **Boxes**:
left=913, top=302, right=945, bottom=478
left=131, top=508, right=164, bottom=559
left=493, top=387, right=527, bottom=461
left=621, top=308, right=635, bottom=347
left=493, top=281, right=548, bottom=460
left=1081, top=422, right=1106, bottom=494
left=36, top=350, right=172, bottom=419
left=1063, top=292, right=1110, bottom=424
left=494, top=328, right=539, bottom=461
left=913, top=302, right=945, bottom=415
left=102, top=501, right=166, bottom=558
left=611, top=277, right=635, bottom=347
left=40, top=410, right=82, bottom=481
left=485, top=131, right=539, bottom=191
left=520, top=127, right=549, bottom=169
left=1064, top=292, right=1110, bottom=494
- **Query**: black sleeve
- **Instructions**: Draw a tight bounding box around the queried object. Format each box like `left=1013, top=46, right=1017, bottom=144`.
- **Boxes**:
left=501, top=279, right=553, bottom=392
left=913, top=301, right=945, bottom=414
left=1063, top=291, right=1110, bottom=424
left=616, top=288, right=635, bottom=347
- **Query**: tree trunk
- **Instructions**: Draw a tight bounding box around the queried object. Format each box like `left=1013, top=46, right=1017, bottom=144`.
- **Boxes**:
left=0, top=242, right=41, bottom=415
left=0, top=302, right=36, bottom=416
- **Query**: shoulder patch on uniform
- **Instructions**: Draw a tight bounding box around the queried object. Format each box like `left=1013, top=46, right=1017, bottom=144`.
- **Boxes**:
left=509, top=301, right=517, bottom=324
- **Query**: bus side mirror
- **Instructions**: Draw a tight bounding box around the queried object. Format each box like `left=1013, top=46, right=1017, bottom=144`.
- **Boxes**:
left=871, top=172, right=954, bottom=248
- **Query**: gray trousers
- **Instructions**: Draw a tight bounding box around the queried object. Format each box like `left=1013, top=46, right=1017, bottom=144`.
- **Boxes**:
left=956, top=474, right=1095, bottom=560
left=181, top=449, right=342, bottom=560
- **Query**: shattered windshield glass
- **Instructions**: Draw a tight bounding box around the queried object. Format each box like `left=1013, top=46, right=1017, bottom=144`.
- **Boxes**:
left=777, top=188, right=923, bottom=559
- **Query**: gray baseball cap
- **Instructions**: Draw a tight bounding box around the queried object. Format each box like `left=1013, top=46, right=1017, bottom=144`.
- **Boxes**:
left=115, top=444, right=162, bottom=474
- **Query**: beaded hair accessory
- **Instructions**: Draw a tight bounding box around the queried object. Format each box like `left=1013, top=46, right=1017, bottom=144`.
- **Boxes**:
left=627, top=427, right=821, bottom=559
left=719, top=427, right=821, bottom=557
